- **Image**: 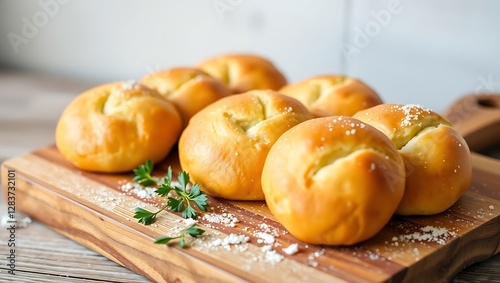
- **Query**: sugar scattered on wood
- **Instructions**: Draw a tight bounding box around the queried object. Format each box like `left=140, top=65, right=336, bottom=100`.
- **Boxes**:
left=202, top=212, right=239, bottom=227
left=256, top=223, right=280, bottom=237
left=210, top=234, right=250, bottom=251
left=255, top=232, right=275, bottom=244
left=282, top=243, right=299, bottom=255
left=263, top=247, right=284, bottom=265
left=306, top=248, right=325, bottom=266
left=121, top=181, right=158, bottom=199
left=396, top=225, right=456, bottom=245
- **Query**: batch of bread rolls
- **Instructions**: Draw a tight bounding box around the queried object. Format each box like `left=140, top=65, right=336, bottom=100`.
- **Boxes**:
left=56, top=54, right=472, bottom=246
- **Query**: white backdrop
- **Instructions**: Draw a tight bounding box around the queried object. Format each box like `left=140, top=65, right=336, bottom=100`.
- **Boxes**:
left=1, top=0, right=499, bottom=113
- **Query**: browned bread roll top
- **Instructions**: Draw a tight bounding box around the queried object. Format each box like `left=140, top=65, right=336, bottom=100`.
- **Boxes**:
left=354, top=104, right=472, bottom=215
left=140, top=68, right=231, bottom=128
left=279, top=75, right=382, bottom=117
left=262, top=116, right=406, bottom=245
left=56, top=82, right=182, bottom=172
left=198, top=54, right=287, bottom=94
left=179, top=89, right=312, bottom=200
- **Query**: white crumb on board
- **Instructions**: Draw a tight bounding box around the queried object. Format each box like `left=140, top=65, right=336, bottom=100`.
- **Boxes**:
left=396, top=226, right=457, bottom=245
left=307, top=248, right=325, bottom=267
left=202, top=212, right=239, bottom=227
left=52, top=164, right=499, bottom=276
left=282, top=243, right=299, bottom=255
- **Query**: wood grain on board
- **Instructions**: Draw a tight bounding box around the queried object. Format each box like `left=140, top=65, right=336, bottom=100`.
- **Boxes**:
left=1, top=144, right=499, bottom=283
left=1, top=94, right=500, bottom=282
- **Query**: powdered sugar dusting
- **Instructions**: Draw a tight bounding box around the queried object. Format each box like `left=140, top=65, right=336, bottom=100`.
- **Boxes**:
left=209, top=234, right=250, bottom=251
left=395, top=225, right=456, bottom=245
left=121, top=181, right=158, bottom=199
left=120, top=178, right=185, bottom=200
left=397, top=104, right=431, bottom=127
left=202, top=212, right=240, bottom=228
left=121, top=80, right=140, bottom=90
left=262, top=246, right=284, bottom=264
left=330, top=116, right=367, bottom=136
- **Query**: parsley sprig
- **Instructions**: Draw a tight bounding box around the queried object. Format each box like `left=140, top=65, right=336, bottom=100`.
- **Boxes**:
left=158, top=167, right=209, bottom=219
left=132, top=159, right=157, bottom=186
left=134, top=207, right=164, bottom=225
left=133, top=164, right=209, bottom=225
left=154, top=224, right=205, bottom=248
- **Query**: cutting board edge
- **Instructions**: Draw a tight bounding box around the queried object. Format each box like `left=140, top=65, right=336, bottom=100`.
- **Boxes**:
left=2, top=147, right=500, bottom=283
left=0, top=159, right=251, bottom=283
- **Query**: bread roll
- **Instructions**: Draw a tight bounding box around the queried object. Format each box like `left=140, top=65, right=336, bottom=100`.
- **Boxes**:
left=179, top=90, right=312, bottom=200
left=353, top=104, right=472, bottom=215
left=140, top=68, right=231, bottom=128
left=279, top=75, right=382, bottom=117
left=197, top=54, right=287, bottom=94
left=56, top=82, right=182, bottom=173
left=262, top=116, right=405, bottom=245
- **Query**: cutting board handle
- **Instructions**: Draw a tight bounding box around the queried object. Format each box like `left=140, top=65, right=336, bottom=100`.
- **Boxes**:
left=444, top=94, right=500, bottom=174
left=444, top=94, right=500, bottom=152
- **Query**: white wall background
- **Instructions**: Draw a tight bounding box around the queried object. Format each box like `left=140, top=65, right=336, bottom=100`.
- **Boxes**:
left=0, top=0, right=499, bottom=113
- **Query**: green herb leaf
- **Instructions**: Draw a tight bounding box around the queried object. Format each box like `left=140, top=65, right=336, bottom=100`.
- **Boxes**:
left=167, top=197, right=184, bottom=212
left=134, top=166, right=209, bottom=225
left=156, top=183, right=174, bottom=197
left=178, top=171, right=189, bottom=190
left=182, top=206, right=197, bottom=219
left=189, top=184, right=209, bottom=211
left=161, top=167, right=209, bottom=219
left=154, top=236, right=176, bottom=245
left=154, top=224, right=205, bottom=248
left=133, top=160, right=157, bottom=186
left=165, top=166, right=172, bottom=185
left=133, top=207, right=157, bottom=225
left=192, top=194, right=209, bottom=211
left=189, top=183, right=201, bottom=197
left=183, top=224, right=205, bottom=238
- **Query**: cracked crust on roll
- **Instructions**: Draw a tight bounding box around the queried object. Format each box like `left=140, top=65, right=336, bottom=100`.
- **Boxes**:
left=140, top=68, right=231, bottom=128
left=353, top=104, right=472, bottom=215
left=261, top=116, right=406, bottom=245
left=56, top=82, right=182, bottom=173
left=279, top=75, right=382, bottom=117
left=197, top=54, right=287, bottom=94
left=178, top=90, right=312, bottom=201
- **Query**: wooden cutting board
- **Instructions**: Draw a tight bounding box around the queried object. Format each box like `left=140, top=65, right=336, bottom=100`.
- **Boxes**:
left=2, top=95, right=500, bottom=283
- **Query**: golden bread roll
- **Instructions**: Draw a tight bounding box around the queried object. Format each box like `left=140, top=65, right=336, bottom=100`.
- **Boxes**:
left=56, top=82, right=182, bottom=173
left=197, top=54, right=287, bottom=94
left=179, top=90, right=312, bottom=200
left=279, top=75, right=382, bottom=117
left=140, top=68, right=231, bottom=128
left=353, top=104, right=472, bottom=215
left=262, top=116, right=405, bottom=245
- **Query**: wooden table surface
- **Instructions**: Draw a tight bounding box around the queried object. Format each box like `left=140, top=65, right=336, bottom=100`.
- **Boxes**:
left=0, top=71, right=498, bottom=282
